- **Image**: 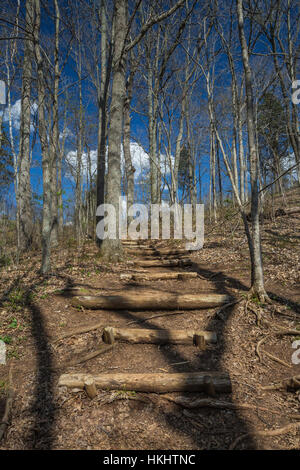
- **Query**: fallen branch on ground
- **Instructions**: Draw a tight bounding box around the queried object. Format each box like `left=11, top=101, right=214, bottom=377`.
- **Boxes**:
left=53, top=322, right=104, bottom=343
left=126, top=311, right=186, bottom=325
left=57, top=344, right=114, bottom=369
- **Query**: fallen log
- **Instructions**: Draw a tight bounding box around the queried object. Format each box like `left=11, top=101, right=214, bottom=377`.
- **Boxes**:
left=58, top=371, right=232, bottom=394
left=275, top=207, right=300, bottom=217
left=130, top=253, right=190, bottom=260
left=71, top=290, right=231, bottom=310
left=135, top=259, right=193, bottom=267
left=120, top=272, right=198, bottom=281
left=102, top=326, right=217, bottom=345
left=126, top=248, right=189, bottom=256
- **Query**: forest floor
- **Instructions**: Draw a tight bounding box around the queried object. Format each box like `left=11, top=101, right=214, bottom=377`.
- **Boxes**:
left=0, top=192, right=299, bottom=450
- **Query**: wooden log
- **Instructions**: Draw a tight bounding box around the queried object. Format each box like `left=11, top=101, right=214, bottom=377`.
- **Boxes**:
left=126, top=248, right=189, bottom=256
left=102, top=327, right=217, bottom=345
left=124, top=245, right=153, bottom=249
left=194, top=334, right=206, bottom=350
left=120, top=272, right=198, bottom=281
left=84, top=377, right=97, bottom=399
left=286, top=207, right=300, bottom=215
left=102, top=326, right=115, bottom=345
left=71, top=290, right=231, bottom=311
left=58, top=371, right=232, bottom=394
left=130, top=254, right=190, bottom=260
left=132, top=255, right=191, bottom=261
left=135, top=259, right=193, bottom=267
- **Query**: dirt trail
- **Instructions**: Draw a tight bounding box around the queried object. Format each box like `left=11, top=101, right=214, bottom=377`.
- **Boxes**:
left=0, top=220, right=299, bottom=450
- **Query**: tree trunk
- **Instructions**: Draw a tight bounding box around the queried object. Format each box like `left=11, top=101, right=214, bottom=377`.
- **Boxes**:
left=50, top=0, right=60, bottom=247
left=123, top=68, right=135, bottom=213
left=18, top=0, right=34, bottom=252
left=33, top=0, right=52, bottom=274
left=237, top=0, right=268, bottom=301
left=96, top=0, right=111, bottom=247
left=99, top=0, right=126, bottom=260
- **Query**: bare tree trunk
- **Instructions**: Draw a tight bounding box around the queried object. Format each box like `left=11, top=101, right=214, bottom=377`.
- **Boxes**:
left=57, top=102, right=67, bottom=239
left=96, top=0, right=111, bottom=247
left=216, top=139, right=223, bottom=205
left=206, top=74, right=217, bottom=222
left=238, top=98, right=246, bottom=203
left=123, top=67, right=135, bottom=213
left=74, top=39, right=84, bottom=247
left=237, top=0, right=268, bottom=302
left=147, top=65, right=159, bottom=205
left=50, top=0, right=60, bottom=247
left=100, top=0, right=126, bottom=260
left=33, top=0, right=52, bottom=274
left=5, top=1, right=21, bottom=253
left=18, top=0, right=34, bottom=252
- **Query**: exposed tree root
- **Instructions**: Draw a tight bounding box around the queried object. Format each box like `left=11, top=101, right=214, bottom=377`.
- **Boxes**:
left=161, top=395, right=281, bottom=415
left=256, top=336, right=268, bottom=362
left=261, top=350, right=292, bottom=369
left=246, top=302, right=263, bottom=326
left=261, top=375, right=300, bottom=392
left=230, top=422, right=300, bottom=450
left=256, top=335, right=292, bottom=368
left=249, top=286, right=271, bottom=304
left=276, top=329, right=300, bottom=337
left=215, top=299, right=242, bottom=320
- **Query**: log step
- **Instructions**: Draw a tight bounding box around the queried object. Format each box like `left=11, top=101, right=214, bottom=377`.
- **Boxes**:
left=129, top=254, right=190, bottom=260
left=126, top=248, right=189, bottom=255
left=58, top=371, right=231, bottom=394
left=102, top=326, right=217, bottom=345
left=71, top=290, right=231, bottom=310
left=120, top=272, right=198, bottom=281
left=135, top=259, right=193, bottom=267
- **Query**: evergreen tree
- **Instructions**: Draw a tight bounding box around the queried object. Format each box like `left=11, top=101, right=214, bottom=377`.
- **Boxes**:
left=257, top=92, right=288, bottom=191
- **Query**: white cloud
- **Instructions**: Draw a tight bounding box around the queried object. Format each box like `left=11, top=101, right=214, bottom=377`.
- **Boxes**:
left=3, top=99, right=38, bottom=131
left=59, top=127, right=74, bottom=141
left=282, top=153, right=297, bottom=180
left=65, top=149, right=98, bottom=179
left=65, top=141, right=174, bottom=182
